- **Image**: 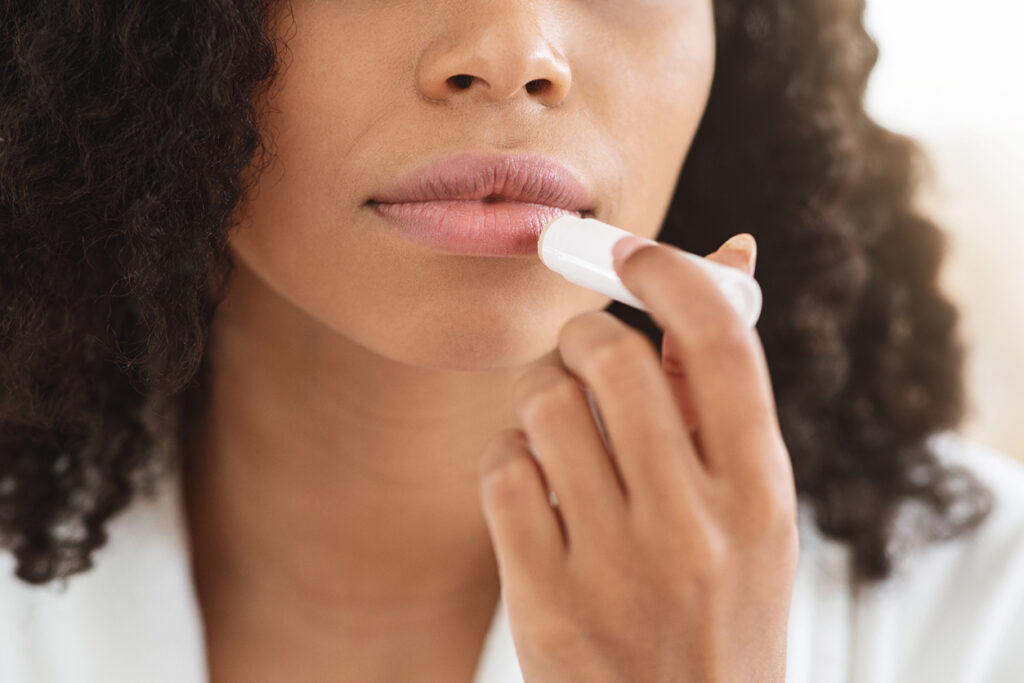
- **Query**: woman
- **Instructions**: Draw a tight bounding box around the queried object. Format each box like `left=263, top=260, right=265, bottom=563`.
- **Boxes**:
left=2, top=0, right=1022, bottom=681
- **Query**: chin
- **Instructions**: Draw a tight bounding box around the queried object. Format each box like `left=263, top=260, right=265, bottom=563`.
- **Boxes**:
left=351, top=298, right=597, bottom=372
left=379, top=317, right=562, bottom=372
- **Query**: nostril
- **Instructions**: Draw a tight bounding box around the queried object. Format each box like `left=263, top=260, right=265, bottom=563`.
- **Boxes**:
left=525, top=79, right=548, bottom=95
left=449, top=74, right=474, bottom=90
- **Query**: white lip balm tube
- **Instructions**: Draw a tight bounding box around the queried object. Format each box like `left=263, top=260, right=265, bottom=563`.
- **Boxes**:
left=537, top=215, right=763, bottom=328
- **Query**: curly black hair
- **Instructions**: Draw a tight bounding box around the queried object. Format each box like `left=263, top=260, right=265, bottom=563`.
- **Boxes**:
left=1, top=0, right=993, bottom=592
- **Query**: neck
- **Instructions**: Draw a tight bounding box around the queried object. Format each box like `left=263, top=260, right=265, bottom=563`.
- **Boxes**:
left=180, top=259, right=558, bottom=641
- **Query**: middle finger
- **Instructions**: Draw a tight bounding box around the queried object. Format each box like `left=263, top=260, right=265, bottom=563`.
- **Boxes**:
left=557, top=310, right=705, bottom=509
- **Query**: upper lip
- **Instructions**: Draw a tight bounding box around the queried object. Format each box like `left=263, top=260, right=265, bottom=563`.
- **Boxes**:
left=368, top=150, right=593, bottom=213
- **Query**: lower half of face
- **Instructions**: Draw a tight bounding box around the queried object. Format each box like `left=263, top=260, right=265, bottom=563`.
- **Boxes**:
left=225, top=0, right=715, bottom=372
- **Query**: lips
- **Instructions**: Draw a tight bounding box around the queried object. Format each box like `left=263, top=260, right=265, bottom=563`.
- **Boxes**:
left=367, top=150, right=594, bottom=257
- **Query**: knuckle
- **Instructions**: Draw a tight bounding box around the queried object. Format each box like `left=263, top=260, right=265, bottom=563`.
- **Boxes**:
left=696, top=529, right=731, bottom=577
left=578, top=326, right=654, bottom=380
left=513, top=366, right=582, bottom=424
left=752, top=499, right=801, bottom=570
left=667, top=532, right=730, bottom=604
left=732, top=479, right=800, bottom=544
left=480, top=428, right=528, bottom=474
left=485, top=426, right=530, bottom=454
left=480, top=450, right=537, bottom=504
left=686, top=315, right=750, bottom=357
left=766, top=495, right=801, bottom=546
left=558, top=309, right=617, bottom=350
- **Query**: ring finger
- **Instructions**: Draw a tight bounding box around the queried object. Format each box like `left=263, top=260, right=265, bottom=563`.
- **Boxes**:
left=513, top=363, right=629, bottom=555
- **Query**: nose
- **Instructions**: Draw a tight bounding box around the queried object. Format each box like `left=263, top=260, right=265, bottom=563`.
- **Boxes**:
left=416, top=3, right=572, bottom=107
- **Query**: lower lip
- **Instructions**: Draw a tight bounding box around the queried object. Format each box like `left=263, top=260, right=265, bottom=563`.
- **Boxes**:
left=369, top=200, right=584, bottom=257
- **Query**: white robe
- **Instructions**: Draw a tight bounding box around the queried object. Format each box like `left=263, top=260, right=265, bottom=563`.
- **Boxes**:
left=2, top=430, right=1023, bottom=682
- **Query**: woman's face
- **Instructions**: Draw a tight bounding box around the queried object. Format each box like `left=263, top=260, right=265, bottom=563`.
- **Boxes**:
left=229, top=0, right=715, bottom=371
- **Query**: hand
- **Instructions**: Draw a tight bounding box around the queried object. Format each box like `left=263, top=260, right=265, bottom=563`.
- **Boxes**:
left=478, top=233, right=799, bottom=683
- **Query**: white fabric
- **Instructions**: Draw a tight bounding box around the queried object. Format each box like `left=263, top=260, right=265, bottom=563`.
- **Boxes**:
left=2, top=430, right=1023, bottom=682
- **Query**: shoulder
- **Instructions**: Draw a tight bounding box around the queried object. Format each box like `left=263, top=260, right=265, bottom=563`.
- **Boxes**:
left=787, top=430, right=1024, bottom=683
left=920, top=430, right=1024, bottom=557
left=865, top=431, right=1024, bottom=682
left=911, top=430, right=1024, bottom=597
left=0, top=468, right=208, bottom=683
left=927, top=429, right=1024, bottom=504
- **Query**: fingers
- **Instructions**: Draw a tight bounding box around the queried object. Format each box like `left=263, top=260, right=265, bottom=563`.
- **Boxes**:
left=612, top=236, right=783, bottom=488
left=662, top=356, right=700, bottom=434
left=479, top=428, right=566, bottom=590
left=511, top=364, right=629, bottom=556
left=661, top=237, right=758, bottom=438
left=709, top=234, right=756, bottom=277
left=555, top=310, right=705, bottom=509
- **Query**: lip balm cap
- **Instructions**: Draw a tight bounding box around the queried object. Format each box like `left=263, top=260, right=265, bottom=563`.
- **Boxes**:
left=537, top=215, right=762, bottom=328
left=538, top=215, right=650, bottom=311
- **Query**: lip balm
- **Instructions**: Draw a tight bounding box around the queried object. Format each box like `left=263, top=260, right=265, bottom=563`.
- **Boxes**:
left=537, top=215, right=762, bottom=328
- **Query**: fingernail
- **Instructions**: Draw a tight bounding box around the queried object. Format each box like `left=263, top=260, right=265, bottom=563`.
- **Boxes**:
left=612, top=234, right=657, bottom=266
left=721, top=233, right=756, bottom=263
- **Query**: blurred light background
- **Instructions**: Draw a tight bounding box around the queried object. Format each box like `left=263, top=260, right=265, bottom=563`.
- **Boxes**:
left=863, top=0, right=1024, bottom=461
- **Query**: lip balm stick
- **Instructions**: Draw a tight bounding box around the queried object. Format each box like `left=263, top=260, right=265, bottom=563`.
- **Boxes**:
left=537, top=215, right=763, bottom=328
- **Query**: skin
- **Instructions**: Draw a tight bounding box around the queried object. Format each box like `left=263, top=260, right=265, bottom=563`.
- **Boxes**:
left=483, top=235, right=799, bottom=682
left=183, top=0, right=798, bottom=681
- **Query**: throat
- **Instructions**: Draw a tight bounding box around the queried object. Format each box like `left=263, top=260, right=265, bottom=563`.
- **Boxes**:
left=196, top=566, right=504, bottom=683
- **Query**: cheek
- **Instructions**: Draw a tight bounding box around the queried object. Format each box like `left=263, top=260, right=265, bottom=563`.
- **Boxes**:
left=589, top=6, right=715, bottom=243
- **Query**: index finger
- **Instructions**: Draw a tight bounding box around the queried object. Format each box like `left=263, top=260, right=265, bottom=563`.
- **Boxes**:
left=611, top=238, right=784, bottom=484
left=661, top=242, right=757, bottom=438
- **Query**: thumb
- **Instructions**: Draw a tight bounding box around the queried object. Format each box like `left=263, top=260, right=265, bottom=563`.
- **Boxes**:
left=710, top=232, right=757, bottom=277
